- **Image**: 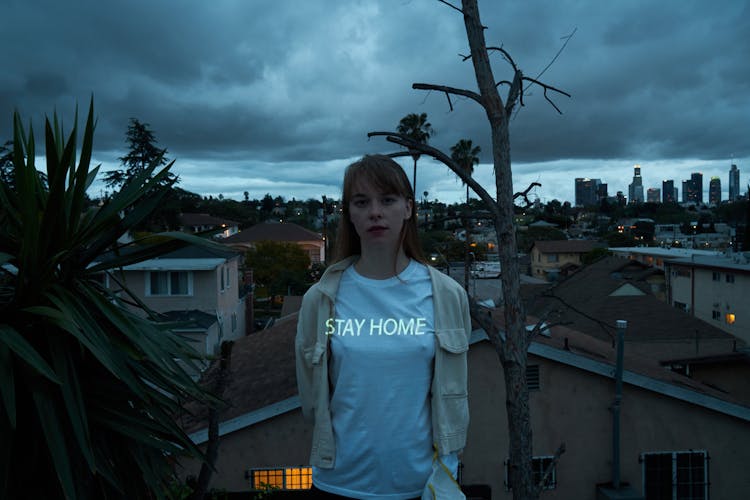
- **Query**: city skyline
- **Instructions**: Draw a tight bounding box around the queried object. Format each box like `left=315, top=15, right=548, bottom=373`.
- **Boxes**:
left=574, top=162, right=742, bottom=207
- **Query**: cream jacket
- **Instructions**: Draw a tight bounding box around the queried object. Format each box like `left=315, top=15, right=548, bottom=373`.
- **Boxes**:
left=295, top=256, right=471, bottom=469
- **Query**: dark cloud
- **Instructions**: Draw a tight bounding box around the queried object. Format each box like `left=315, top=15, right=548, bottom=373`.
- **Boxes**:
left=2, top=0, right=748, bottom=204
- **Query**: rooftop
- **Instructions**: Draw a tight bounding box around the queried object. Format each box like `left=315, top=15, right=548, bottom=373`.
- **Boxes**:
left=532, top=239, right=603, bottom=254
left=524, top=256, right=741, bottom=355
left=224, top=221, right=322, bottom=244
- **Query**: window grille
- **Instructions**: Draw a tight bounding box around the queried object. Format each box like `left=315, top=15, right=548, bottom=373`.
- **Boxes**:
left=641, top=450, right=709, bottom=500
left=505, top=456, right=556, bottom=491
left=248, top=467, right=312, bottom=491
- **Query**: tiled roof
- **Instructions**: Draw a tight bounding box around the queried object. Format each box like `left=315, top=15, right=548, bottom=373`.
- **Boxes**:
left=532, top=239, right=603, bottom=254
left=524, top=256, right=740, bottom=353
left=180, top=313, right=299, bottom=434
left=223, top=222, right=322, bottom=244
left=179, top=212, right=241, bottom=227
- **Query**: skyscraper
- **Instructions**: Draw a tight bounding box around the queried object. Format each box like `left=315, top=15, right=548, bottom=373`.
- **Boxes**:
left=684, top=172, right=703, bottom=204
left=662, top=179, right=676, bottom=204
left=709, top=176, right=721, bottom=205
left=628, top=165, right=644, bottom=204
left=575, top=177, right=602, bottom=207
left=729, top=164, right=740, bottom=201
left=647, top=188, right=661, bottom=203
left=692, top=172, right=704, bottom=203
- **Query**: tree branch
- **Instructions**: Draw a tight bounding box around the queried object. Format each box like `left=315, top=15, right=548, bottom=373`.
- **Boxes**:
left=469, top=296, right=507, bottom=361
left=437, top=0, right=463, bottom=15
left=535, top=442, right=566, bottom=496
left=486, top=46, right=519, bottom=72
left=529, top=27, right=577, bottom=87
left=513, top=181, right=541, bottom=208
left=368, top=131, right=497, bottom=214
left=412, top=83, right=483, bottom=106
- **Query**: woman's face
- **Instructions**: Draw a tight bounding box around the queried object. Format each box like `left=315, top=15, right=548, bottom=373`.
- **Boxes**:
left=348, top=178, right=413, bottom=251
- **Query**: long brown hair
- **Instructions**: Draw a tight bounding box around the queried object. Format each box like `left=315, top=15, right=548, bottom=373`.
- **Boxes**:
left=333, top=154, right=426, bottom=264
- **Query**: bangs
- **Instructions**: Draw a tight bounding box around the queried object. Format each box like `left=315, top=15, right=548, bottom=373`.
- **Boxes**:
left=343, top=155, right=413, bottom=202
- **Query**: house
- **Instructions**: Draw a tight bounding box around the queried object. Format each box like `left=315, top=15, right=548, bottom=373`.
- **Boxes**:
left=179, top=212, right=241, bottom=239
left=223, top=221, right=325, bottom=265
left=525, top=255, right=745, bottom=369
left=529, top=240, right=602, bottom=281
left=609, top=247, right=721, bottom=271
left=106, top=244, right=247, bottom=356
left=665, top=253, right=750, bottom=344
left=178, top=308, right=750, bottom=498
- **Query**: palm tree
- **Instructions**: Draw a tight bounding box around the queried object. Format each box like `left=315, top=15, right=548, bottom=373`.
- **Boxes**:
left=397, top=113, right=434, bottom=194
left=0, top=101, right=218, bottom=498
left=450, top=139, right=481, bottom=292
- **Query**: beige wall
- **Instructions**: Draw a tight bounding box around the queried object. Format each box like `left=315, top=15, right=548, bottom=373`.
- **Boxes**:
left=530, top=248, right=584, bottom=281
left=181, top=342, right=750, bottom=498
left=669, top=264, right=750, bottom=344
left=181, top=410, right=312, bottom=492
left=113, top=256, right=245, bottom=355
left=463, top=342, right=750, bottom=499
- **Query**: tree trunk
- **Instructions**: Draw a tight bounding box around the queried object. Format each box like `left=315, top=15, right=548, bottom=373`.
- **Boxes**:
left=190, top=341, right=234, bottom=500
left=412, top=155, right=418, bottom=194
left=462, top=1, right=534, bottom=498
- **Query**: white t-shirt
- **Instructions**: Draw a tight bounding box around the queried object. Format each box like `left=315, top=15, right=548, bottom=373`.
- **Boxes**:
left=313, top=260, right=457, bottom=499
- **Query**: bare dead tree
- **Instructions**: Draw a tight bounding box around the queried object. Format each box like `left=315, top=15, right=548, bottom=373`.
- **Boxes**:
left=190, top=341, right=234, bottom=500
left=369, top=1, right=571, bottom=498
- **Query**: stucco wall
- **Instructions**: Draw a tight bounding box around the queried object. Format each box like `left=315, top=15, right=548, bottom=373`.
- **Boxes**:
left=463, top=342, right=750, bottom=499
left=181, top=409, right=312, bottom=492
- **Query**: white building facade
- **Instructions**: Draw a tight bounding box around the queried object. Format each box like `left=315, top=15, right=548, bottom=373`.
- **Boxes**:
left=665, top=254, right=750, bottom=343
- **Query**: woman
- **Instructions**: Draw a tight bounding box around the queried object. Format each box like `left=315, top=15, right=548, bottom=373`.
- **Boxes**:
left=295, top=155, right=471, bottom=499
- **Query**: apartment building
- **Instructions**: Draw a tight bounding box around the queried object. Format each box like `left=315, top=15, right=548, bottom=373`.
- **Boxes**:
left=666, top=253, right=750, bottom=343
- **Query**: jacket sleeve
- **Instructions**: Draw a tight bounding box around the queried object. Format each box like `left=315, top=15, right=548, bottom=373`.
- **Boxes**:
left=295, top=289, right=318, bottom=423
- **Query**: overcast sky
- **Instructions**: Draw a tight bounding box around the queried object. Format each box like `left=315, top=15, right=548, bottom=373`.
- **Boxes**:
left=3, top=0, right=748, bottom=205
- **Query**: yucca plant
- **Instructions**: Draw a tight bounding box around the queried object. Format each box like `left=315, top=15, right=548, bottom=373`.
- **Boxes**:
left=0, top=100, right=220, bottom=499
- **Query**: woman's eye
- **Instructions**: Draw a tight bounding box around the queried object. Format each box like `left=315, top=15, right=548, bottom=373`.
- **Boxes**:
left=353, top=199, right=367, bottom=207
left=383, top=197, right=396, bottom=204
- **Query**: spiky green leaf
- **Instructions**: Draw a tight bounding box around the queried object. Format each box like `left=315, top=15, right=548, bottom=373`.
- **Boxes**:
left=0, top=325, right=59, bottom=384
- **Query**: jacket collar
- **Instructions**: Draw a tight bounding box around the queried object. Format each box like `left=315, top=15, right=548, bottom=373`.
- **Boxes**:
left=316, top=255, right=359, bottom=299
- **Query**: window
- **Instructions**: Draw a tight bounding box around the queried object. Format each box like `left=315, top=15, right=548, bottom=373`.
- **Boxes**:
left=711, top=272, right=720, bottom=281
left=641, top=450, right=708, bottom=500
left=712, top=310, right=720, bottom=320
left=505, top=456, right=556, bottom=491
left=547, top=254, right=559, bottom=263
left=231, top=312, right=237, bottom=332
left=148, top=271, right=191, bottom=296
left=674, top=301, right=688, bottom=312
left=526, top=365, right=541, bottom=391
left=726, top=313, right=736, bottom=325
left=725, top=274, right=735, bottom=283
left=248, top=467, right=312, bottom=491
left=675, top=268, right=691, bottom=278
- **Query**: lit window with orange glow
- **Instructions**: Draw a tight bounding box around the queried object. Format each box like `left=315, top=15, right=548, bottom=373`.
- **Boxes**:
left=285, top=467, right=312, bottom=489
left=726, top=313, right=736, bottom=325
left=249, top=467, right=312, bottom=491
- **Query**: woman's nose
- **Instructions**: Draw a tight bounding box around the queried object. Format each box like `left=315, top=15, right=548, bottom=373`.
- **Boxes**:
left=368, top=201, right=383, bottom=217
